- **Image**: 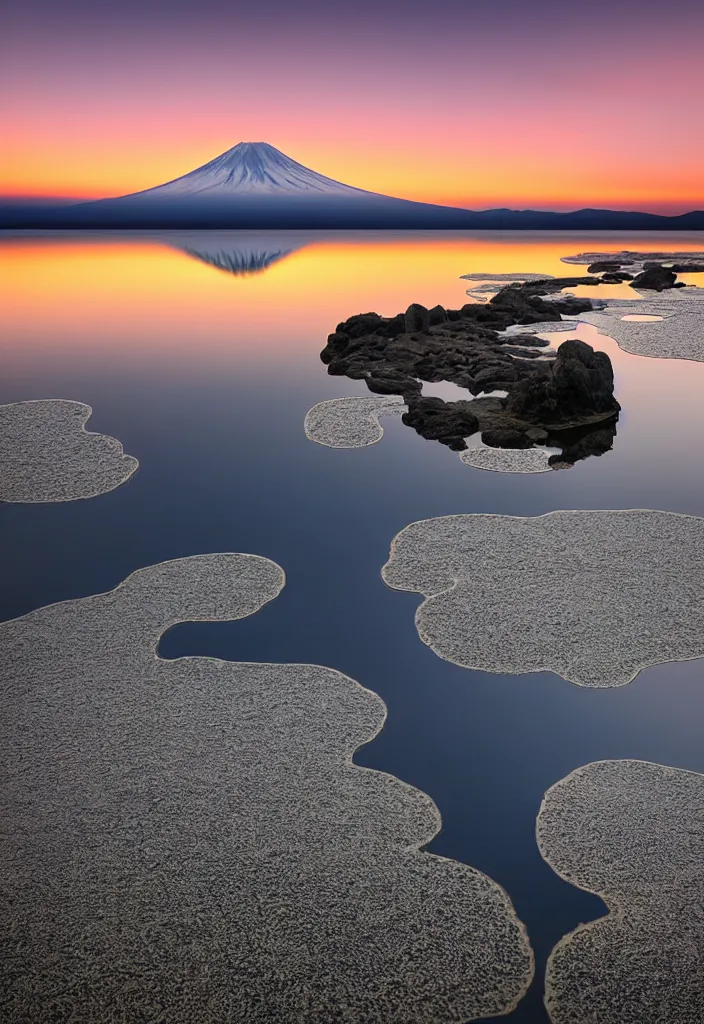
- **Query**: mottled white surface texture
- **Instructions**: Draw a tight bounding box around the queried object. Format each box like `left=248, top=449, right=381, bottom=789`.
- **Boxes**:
left=503, top=321, right=581, bottom=335
left=460, top=272, right=555, bottom=281
left=305, top=396, right=554, bottom=475
left=458, top=444, right=554, bottom=474
left=561, top=249, right=704, bottom=269
left=466, top=282, right=504, bottom=294
left=381, top=510, right=704, bottom=687
left=0, top=553, right=534, bottom=1023
left=574, top=298, right=704, bottom=361
left=538, top=759, right=704, bottom=1024
left=304, top=395, right=406, bottom=447
left=0, top=399, right=138, bottom=502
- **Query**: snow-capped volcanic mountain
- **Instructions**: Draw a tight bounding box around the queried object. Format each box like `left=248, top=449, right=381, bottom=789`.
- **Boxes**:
left=137, top=142, right=372, bottom=198
left=47, top=141, right=485, bottom=228
left=4, top=142, right=703, bottom=229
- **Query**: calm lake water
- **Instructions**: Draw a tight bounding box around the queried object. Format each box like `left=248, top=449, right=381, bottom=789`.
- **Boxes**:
left=2, top=230, right=704, bottom=1023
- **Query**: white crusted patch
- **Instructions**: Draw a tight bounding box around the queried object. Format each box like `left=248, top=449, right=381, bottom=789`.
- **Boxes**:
left=304, top=395, right=406, bottom=447
left=460, top=272, right=555, bottom=281
left=381, top=509, right=704, bottom=687
left=561, top=249, right=704, bottom=269
left=466, top=283, right=504, bottom=294
left=538, top=759, right=704, bottom=1024
left=574, top=298, right=704, bottom=361
left=0, top=399, right=138, bottom=502
left=504, top=321, right=581, bottom=335
left=458, top=446, right=554, bottom=474
left=305, top=396, right=558, bottom=475
left=0, top=553, right=534, bottom=1022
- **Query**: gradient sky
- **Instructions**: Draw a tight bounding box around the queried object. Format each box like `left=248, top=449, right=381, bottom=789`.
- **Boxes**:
left=2, top=0, right=703, bottom=212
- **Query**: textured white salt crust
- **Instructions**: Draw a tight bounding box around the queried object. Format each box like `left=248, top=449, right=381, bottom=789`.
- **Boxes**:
left=574, top=298, right=704, bottom=361
left=381, top=509, right=704, bottom=687
left=561, top=249, right=704, bottom=268
left=0, top=553, right=534, bottom=1022
left=461, top=272, right=555, bottom=281
left=304, top=395, right=406, bottom=447
left=0, top=399, right=138, bottom=502
left=305, top=397, right=554, bottom=475
left=466, top=283, right=504, bottom=294
left=458, top=445, right=554, bottom=473
left=538, top=759, right=704, bottom=1024
left=504, top=321, right=581, bottom=335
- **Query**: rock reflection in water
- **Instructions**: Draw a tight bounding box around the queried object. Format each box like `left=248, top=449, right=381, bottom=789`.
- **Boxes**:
left=314, top=279, right=620, bottom=472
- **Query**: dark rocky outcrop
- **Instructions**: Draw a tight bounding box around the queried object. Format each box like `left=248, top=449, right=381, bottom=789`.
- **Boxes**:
left=630, top=265, right=679, bottom=290
left=428, top=304, right=448, bottom=325
left=599, top=271, right=634, bottom=283
left=405, top=303, right=430, bottom=332
left=588, top=261, right=628, bottom=273
left=320, top=281, right=620, bottom=464
left=402, top=399, right=479, bottom=451
left=505, top=339, right=615, bottom=423
left=669, top=263, right=704, bottom=273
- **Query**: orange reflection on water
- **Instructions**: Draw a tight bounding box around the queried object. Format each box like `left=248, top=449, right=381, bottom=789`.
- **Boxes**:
left=2, top=232, right=703, bottom=368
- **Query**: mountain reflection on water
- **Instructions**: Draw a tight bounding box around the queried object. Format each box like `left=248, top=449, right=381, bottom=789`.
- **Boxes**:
left=1, top=230, right=704, bottom=1024
left=167, top=230, right=319, bottom=275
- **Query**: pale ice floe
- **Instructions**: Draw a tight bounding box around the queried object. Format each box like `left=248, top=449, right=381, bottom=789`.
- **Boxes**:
left=305, top=395, right=561, bottom=474
left=0, top=552, right=534, bottom=1023
left=538, top=759, right=704, bottom=1024
left=304, top=394, right=406, bottom=447
left=381, top=509, right=704, bottom=687
left=460, top=272, right=555, bottom=281
left=458, top=443, right=554, bottom=474
left=573, top=298, right=704, bottom=361
left=502, top=321, right=581, bottom=336
left=0, top=399, right=138, bottom=502
left=561, top=249, right=704, bottom=271
left=461, top=272, right=556, bottom=299
left=465, top=282, right=504, bottom=295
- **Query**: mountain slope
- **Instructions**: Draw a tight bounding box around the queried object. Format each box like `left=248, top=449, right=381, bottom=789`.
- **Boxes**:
left=66, top=141, right=481, bottom=227
left=133, top=142, right=371, bottom=198
left=1, top=142, right=703, bottom=229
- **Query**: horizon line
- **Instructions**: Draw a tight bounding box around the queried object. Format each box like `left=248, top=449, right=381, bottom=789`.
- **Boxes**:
left=1, top=192, right=702, bottom=219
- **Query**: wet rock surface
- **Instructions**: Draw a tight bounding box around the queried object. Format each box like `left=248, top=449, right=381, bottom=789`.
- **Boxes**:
left=630, top=265, right=681, bottom=291
left=320, top=282, right=619, bottom=462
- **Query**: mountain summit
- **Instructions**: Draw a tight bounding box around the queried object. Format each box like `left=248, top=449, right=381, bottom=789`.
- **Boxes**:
left=58, top=141, right=486, bottom=227
left=3, top=142, right=703, bottom=230
left=132, top=142, right=370, bottom=198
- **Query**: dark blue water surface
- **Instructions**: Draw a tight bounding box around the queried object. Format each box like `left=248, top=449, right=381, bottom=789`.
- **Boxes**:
left=2, top=232, right=704, bottom=1023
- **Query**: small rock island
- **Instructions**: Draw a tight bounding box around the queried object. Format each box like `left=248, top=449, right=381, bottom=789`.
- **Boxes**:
left=321, top=280, right=620, bottom=465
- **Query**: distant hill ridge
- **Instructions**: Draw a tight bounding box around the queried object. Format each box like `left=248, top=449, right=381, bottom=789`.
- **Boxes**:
left=2, top=142, right=703, bottom=229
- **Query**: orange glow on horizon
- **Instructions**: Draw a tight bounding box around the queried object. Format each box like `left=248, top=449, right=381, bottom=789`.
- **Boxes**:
left=3, top=233, right=704, bottom=365
left=3, top=123, right=703, bottom=215
left=3, top=1, right=703, bottom=216
left=3, top=164, right=702, bottom=216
